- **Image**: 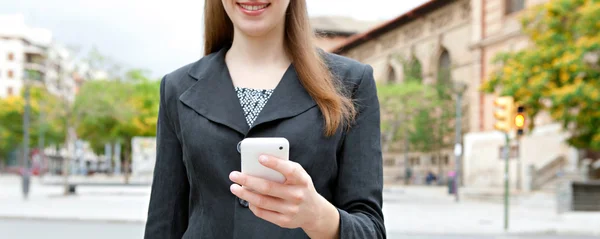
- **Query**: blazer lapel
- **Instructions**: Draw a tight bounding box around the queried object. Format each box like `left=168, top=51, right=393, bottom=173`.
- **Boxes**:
left=251, top=65, right=317, bottom=130
left=178, top=47, right=317, bottom=136
left=179, top=48, right=250, bottom=135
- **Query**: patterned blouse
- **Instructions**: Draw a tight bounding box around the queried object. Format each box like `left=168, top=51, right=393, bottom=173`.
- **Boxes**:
left=235, top=87, right=274, bottom=127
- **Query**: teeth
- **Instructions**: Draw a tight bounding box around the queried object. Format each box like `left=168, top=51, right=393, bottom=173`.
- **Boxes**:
left=240, top=4, right=268, bottom=11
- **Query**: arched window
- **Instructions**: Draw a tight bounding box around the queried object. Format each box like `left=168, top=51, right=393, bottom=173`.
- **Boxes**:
left=403, top=56, right=422, bottom=83
left=387, top=65, right=397, bottom=83
left=438, top=49, right=451, bottom=84
left=506, top=0, right=525, bottom=14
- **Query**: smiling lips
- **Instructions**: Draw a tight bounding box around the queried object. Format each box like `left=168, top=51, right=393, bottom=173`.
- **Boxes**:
left=237, top=2, right=270, bottom=16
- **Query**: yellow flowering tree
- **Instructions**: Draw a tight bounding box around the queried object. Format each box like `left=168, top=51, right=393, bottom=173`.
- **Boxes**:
left=0, top=87, right=66, bottom=164
left=482, top=0, right=600, bottom=150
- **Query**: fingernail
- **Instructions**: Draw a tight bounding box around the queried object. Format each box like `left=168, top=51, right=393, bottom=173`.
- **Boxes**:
left=259, top=155, right=268, bottom=163
left=230, top=184, right=239, bottom=193
left=230, top=172, right=239, bottom=180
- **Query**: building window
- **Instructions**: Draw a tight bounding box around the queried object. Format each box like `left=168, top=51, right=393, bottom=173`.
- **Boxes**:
left=7, top=87, right=13, bottom=96
left=438, top=49, right=451, bottom=84
left=8, top=70, right=14, bottom=79
left=387, top=65, right=397, bottom=83
left=409, top=157, right=421, bottom=166
left=506, top=0, right=525, bottom=14
left=8, top=53, right=15, bottom=61
left=384, top=157, right=396, bottom=167
left=444, top=155, right=450, bottom=165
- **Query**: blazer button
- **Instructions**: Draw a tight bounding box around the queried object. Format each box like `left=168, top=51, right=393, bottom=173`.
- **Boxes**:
left=237, top=141, right=242, bottom=153
left=238, top=197, right=249, bottom=208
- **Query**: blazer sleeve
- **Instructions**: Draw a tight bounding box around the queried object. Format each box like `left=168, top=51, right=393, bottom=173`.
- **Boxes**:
left=144, top=76, right=190, bottom=238
left=335, top=64, right=386, bottom=239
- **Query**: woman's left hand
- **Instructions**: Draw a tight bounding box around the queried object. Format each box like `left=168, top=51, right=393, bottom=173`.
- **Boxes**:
left=229, top=155, right=338, bottom=235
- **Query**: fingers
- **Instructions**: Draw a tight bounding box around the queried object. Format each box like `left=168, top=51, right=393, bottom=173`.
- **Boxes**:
left=258, top=155, right=307, bottom=185
left=229, top=171, right=290, bottom=199
left=230, top=184, right=298, bottom=215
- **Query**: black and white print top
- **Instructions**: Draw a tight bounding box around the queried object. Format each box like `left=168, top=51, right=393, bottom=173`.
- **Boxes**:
left=235, top=87, right=274, bottom=126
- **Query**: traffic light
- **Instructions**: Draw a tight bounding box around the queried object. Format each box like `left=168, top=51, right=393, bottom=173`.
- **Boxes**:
left=515, top=106, right=525, bottom=136
left=493, top=96, right=515, bottom=132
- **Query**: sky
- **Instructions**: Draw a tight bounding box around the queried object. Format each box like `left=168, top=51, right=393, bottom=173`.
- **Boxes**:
left=2, top=0, right=429, bottom=78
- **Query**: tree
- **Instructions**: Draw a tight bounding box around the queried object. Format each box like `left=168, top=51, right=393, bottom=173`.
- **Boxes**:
left=0, top=87, right=66, bottom=164
left=378, top=54, right=463, bottom=182
left=378, top=81, right=438, bottom=153
left=481, top=0, right=600, bottom=150
left=73, top=69, right=160, bottom=183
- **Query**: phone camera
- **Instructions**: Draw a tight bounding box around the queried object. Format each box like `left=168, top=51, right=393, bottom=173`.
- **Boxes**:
left=279, top=146, right=283, bottom=150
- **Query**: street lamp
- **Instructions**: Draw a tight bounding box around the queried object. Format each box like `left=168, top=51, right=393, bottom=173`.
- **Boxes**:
left=22, top=68, right=44, bottom=200
left=452, top=81, right=468, bottom=202
left=21, top=70, right=37, bottom=199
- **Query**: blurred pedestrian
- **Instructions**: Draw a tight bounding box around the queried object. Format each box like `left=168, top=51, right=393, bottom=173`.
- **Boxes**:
left=405, top=167, right=413, bottom=185
left=447, top=170, right=456, bottom=194
left=425, top=171, right=436, bottom=185
left=144, top=1, right=385, bottom=238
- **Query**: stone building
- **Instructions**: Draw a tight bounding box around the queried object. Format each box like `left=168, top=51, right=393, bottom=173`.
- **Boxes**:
left=310, top=16, right=380, bottom=52
left=331, top=0, right=579, bottom=191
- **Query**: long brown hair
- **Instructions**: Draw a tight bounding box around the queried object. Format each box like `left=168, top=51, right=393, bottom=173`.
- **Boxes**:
left=204, top=0, right=356, bottom=136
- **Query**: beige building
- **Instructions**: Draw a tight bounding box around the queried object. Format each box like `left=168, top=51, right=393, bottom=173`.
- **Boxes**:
left=331, top=0, right=579, bottom=190
left=311, top=16, right=380, bottom=52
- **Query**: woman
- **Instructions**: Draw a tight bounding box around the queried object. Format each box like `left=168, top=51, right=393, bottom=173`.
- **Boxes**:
left=144, top=0, right=385, bottom=238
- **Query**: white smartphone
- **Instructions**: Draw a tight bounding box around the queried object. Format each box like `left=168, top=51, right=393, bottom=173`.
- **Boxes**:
left=240, top=137, right=290, bottom=183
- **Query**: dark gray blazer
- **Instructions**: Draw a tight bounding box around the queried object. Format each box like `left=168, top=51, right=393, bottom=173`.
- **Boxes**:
left=144, top=47, right=385, bottom=239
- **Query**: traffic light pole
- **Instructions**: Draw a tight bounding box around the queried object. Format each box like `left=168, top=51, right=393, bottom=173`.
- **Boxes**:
left=503, top=132, right=510, bottom=231
left=493, top=95, right=521, bottom=232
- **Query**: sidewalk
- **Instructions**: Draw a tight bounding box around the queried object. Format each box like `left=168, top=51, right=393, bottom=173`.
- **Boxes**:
left=1, top=175, right=599, bottom=236
left=0, top=175, right=149, bottom=223
left=382, top=186, right=600, bottom=236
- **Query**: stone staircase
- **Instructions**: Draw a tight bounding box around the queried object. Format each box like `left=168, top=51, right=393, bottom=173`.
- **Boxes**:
left=530, top=156, right=568, bottom=191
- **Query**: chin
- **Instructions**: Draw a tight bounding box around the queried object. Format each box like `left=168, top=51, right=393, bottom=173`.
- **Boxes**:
left=236, top=22, right=276, bottom=37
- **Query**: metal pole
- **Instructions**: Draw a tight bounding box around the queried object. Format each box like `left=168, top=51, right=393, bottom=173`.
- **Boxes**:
left=454, top=91, right=462, bottom=202
left=39, top=109, right=45, bottom=176
left=504, top=133, right=510, bottom=231
left=516, top=138, right=521, bottom=191
left=404, top=126, right=409, bottom=185
left=22, top=81, right=31, bottom=200
left=71, top=140, right=78, bottom=175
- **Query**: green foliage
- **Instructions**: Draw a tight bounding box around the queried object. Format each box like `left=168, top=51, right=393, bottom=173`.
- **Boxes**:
left=73, top=69, right=160, bottom=157
left=481, top=0, right=600, bottom=150
left=402, top=57, right=423, bottom=83
left=0, top=87, right=66, bottom=162
left=379, top=53, right=461, bottom=157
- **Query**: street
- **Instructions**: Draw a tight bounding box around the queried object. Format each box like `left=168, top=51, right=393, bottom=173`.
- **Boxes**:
left=1, top=176, right=599, bottom=238
left=0, top=218, right=597, bottom=239
left=0, top=219, right=143, bottom=239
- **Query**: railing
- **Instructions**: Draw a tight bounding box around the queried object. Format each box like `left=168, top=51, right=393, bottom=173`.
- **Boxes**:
left=530, top=156, right=568, bottom=191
